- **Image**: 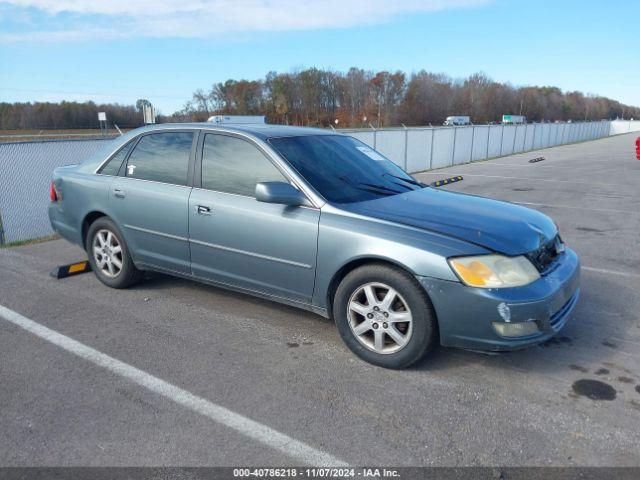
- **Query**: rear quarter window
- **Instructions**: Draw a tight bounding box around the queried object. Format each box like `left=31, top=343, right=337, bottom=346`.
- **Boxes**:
left=98, top=140, right=135, bottom=176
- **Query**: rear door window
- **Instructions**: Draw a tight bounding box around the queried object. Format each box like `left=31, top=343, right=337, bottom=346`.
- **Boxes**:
left=99, top=140, right=134, bottom=176
left=201, top=134, right=286, bottom=197
left=125, top=132, right=194, bottom=186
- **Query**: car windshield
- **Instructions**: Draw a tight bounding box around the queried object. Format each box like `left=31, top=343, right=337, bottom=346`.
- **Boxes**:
left=268, top=135, right=422, bottom=203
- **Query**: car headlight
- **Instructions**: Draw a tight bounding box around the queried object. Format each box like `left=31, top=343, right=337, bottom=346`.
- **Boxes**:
left=448, top=254, right=540, bottom=288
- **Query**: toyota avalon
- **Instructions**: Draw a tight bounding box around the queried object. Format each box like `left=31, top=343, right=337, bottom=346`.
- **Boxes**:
left=49, top=123, right=580, bottom=368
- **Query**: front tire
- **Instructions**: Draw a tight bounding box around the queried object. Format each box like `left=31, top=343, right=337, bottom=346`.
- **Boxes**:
left=86, top=217, right=142, bottom=289
left=333, top=264, right=437, bottom=369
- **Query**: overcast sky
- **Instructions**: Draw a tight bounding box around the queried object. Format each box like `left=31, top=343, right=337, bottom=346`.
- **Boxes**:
left=1, top=0, right=638, bottom=114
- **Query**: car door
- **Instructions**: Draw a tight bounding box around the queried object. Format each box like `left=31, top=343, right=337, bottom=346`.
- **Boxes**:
left=109, top=130, right=196, bottom=274
left=189, top=132, right=320, bottom=303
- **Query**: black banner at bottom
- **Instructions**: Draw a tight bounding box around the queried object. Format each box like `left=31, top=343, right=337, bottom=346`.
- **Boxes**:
left=1, top=467, right=639, bottom=480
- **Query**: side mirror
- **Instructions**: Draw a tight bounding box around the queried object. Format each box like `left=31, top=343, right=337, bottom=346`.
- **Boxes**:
left=255, top=182, right=310, bottom=207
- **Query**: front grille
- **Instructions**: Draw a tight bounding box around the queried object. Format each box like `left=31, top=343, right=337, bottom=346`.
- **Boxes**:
left=526, top=234, right=564, bottom=274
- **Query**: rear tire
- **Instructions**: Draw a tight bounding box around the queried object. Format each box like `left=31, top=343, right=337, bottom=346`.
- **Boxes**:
left=86, top=217, right=141, bottom=289
left=333, top=264, right=437, bottom=369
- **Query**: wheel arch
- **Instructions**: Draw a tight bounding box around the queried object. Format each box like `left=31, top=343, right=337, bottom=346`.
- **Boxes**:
left=326, top=256, right=426, bottom=320
left=81, top=210, right=108, bottom=248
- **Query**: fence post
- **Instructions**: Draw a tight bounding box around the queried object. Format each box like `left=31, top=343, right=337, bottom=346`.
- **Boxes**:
left=429, top=128, right=435, bottom=170
left=470, top=125, right=475, bottom=162
left=486, top=125, right=491, bottom=159
left=0, top=209, right=5, bottom=246
left=451, top=127, right=457, bottom=166
left=499, top=125, right=505, bottom=156
left=403, top=125, right=408, bottom=171
left=368, top=123, right=377, bottom=149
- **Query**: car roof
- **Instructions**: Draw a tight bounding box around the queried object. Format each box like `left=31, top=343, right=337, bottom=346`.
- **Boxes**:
left=78, top=122, right=343, bottom=173
left=133, top=122, right=338, bottom=141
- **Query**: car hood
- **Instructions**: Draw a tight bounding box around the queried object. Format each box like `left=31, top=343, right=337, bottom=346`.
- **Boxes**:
left=341, top=187, right=557, bottom=256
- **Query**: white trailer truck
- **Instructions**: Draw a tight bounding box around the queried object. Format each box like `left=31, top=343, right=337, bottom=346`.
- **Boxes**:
left=443, top=116, right=471, bottom=126
left=502, top=114, right=526, bottom=124
left=207, top=115, right=266, bottom=124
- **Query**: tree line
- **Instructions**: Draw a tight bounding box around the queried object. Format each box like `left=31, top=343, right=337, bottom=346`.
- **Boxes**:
left=178, top=69, right=640, bottom=127
left=0, top=101, right=143, bottom=130
left=1, top=69, right=639, bottom=130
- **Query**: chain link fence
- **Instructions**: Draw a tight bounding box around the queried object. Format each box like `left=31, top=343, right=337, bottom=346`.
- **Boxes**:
left=0, top=120, right=619, bottom=245
left=0, top=138, right=112, bottom=244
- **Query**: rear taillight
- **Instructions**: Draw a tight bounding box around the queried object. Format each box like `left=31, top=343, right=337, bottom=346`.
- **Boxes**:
left=50, top=182, right=59, bottom=202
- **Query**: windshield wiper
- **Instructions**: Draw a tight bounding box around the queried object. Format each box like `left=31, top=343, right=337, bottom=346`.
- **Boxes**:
left=339, top=176, right=405, bottom=195
left=383, top=172, right=425, bottom=188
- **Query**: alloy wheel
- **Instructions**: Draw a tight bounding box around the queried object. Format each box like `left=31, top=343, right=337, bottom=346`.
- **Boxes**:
left=347, top=282, right=413, bottom=354
left=92, top=229, right=123, bottom=278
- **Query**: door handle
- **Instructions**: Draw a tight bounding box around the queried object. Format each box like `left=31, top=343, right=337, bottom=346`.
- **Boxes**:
left=196, top=205, right=212, bottom=215
left=113, top=188, right=126, bottom=198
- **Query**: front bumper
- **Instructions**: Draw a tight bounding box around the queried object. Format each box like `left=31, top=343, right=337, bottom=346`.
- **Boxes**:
left=418, top=247, right=580, bottom=351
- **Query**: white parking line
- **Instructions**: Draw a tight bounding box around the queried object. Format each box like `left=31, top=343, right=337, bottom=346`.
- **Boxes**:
left=513, top=201, right=638, bottom=214
left=582, top=266, right=640, bottom=279
left=419, top=172, right=614, bottom=186
left=466, top=162, right=612, bottom=170
left=0, top=304, right=347, bottom=467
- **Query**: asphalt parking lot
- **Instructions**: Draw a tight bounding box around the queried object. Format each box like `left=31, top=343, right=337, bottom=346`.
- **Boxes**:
left=1, top=132, right=639, bottom=467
